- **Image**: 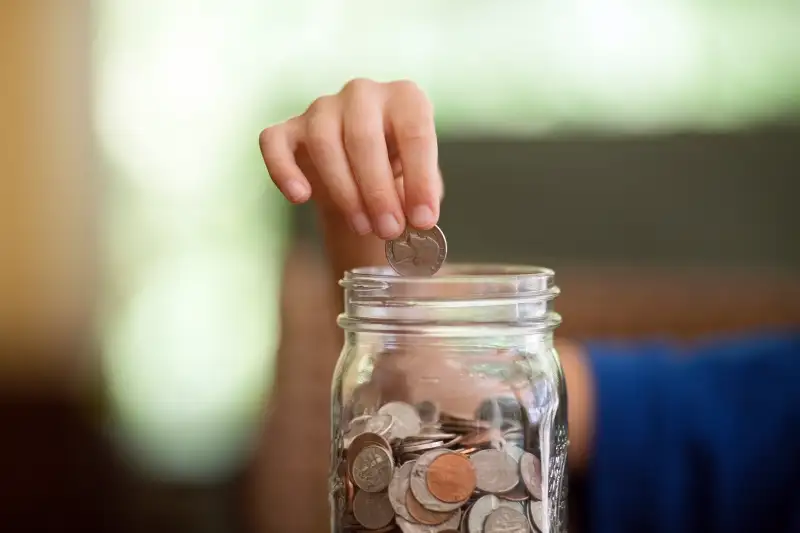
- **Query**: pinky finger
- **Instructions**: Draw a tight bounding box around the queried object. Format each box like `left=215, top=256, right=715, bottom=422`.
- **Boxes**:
left=259, top=122, right=311, bottom=203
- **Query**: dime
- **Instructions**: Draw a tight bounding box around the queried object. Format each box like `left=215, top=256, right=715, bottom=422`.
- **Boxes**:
left=399, top=439, right=447, bottom=454
left=389, top=461, right=417, bottom=522
left=405, top=489, right=454, bottom=525
left=352, top=445, right=394, bottom=492
left=426, top=453, right=476, bottom=503
left=466, top=495, right=524, bottom=533
left=385, top=225, right=447, bottom=277
left=528, top=500, right=544, bottom=533
left=352, top=490, right=395, bottom=530
left=484, top=506, right=530, bottom=533
left=519, top=452, right=542, bottom=500
left=395, top=512, right=461, bottom=533
left=469, top=449, right=520, bottom=494
left=378, top=401, right=422, bottom=439
left=410, top=450, right=465, bottom=513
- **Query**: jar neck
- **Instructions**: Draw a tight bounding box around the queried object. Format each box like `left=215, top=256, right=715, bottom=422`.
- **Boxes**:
left=337, top=264, right=561, bottom=337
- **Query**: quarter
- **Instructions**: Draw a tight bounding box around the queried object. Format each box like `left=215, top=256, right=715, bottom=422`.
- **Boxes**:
left=385, top=225, right=447, bottom=277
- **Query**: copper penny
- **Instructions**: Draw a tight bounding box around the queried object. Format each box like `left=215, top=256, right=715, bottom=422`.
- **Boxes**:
left=425, top=453, right=476, bottom=503
left=405, top=489, right=453, bottom=525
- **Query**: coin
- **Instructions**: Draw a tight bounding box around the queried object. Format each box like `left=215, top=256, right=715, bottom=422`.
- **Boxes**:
left=348, top=432, right=391, bottom=480
left=410, top=450, right=465, bottom=513
left=469, top=449, right=520, bottom=494
left=484, top=506, right=530, bottom=533
left=379, top=401, right=422, bottom=439
left=353, top=489, right=395, bottom=530
left=385, top=225, right=447, bottom=277
left=365, top=413, right=396, bottom=437
left=519, top=452, right=542, bottom=500
left=352, top=444, right=394, bottom=492
left=388, top=461, right=416, bottom=522
left=466, top=495, right=524, bottom=533
left=405, top=489, right=454, bottom=525
left=395, top=512, right=461, bottom=533
left=528, top=500, right=544, bottom=533
left=426, top=453, right=476, bottom=503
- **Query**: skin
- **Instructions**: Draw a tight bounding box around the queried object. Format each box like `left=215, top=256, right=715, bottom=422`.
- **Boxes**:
left=259, top=78, right=595, bottom=475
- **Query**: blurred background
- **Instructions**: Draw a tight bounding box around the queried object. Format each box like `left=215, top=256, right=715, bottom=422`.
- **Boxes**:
left=1, top=0, right=798, bottom=532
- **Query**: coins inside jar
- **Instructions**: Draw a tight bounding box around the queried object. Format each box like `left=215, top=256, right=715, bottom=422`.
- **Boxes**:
left=337, top=397, right=546, bottom=532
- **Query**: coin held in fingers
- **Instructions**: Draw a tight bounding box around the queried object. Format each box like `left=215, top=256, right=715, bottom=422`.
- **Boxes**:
left=386, top=225, right=447, bottom=276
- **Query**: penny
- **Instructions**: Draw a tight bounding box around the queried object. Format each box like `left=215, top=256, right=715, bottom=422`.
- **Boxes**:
left=379, top=401, right=422, bottom=439
left=519, top=452, right=543, bottom=500
left=528, top=500, right=544, bottom=533
left=410, top=450, right=464, bottom=513
left=484, top=506, right=530, bottom=533
left=405, top=489, right=454, bottom=525
left=388, top=461, right=417, bottom=522
left=385, top=225, right=447, bottom=277
left=352, top=489, right=395, bottom=530
left=469, top=449, right=520, bottom=494
left=426, top=453, right=476, bottom=503
left=352, top=444, right=394, bottom=492
left=467, top=495, right=524, bottom=533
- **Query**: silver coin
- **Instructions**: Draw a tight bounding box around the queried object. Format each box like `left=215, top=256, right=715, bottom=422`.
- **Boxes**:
left=484, top=506, right=530, bottom=533
left=343, top=415, right=374, bottom=448
left=467, top=495, right=524, bottom=533
left=365, top=413, right=396, bottom=437
left=528, top=500, right=544, bottom=533
left=469, top=449, right=520, bottom=494
left=353, top=489, right=395, bottom=530
left=352, top=445, right=394, bottom=492
left=519, top=452, right=543, bottom=500
left=386, top=225, right=447, bottom=277
left=399, top=439, right=446, bottom=454
left=410, top=449, right=465, bottom=512
left=378, top=401, right=422, bottom=439
left=396, top=510, right=461, bottom=533
left=504, top=444, right=525, bottom=463
left=389, top=461, right=417, bottom=522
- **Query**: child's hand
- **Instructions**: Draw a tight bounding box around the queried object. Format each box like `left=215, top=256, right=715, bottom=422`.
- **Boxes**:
left=259, top=79, right=443, bottom=240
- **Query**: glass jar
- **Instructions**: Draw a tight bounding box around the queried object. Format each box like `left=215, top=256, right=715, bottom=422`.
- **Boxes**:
left=330, top=265, right=568, bottom=533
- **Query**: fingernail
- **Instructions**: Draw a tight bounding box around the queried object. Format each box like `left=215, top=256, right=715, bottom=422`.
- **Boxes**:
left=376, top=213, right=401, bottom=238
left=285, top=181, right=309, bottom=202
left=410, top=205, right=435, bottom=228
left=350, top=213, right=372, bottom=236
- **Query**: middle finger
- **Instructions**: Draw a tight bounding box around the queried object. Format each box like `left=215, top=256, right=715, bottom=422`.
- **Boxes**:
left=342, top=84, right=405, bottom=239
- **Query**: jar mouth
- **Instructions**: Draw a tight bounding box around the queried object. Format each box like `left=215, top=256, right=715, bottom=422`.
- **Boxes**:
left=339, top=263, right=561, bottom=335
left=346, top=264, right=555, bottom=283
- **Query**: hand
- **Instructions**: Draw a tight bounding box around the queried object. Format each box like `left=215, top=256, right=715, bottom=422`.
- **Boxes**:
left=259, top=78, right=443, bottom=240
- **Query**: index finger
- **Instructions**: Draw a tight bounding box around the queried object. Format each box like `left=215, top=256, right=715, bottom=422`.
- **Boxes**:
left=385, top=81, right=441, bottom=230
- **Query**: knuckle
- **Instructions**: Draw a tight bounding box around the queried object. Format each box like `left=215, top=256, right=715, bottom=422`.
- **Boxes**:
left=395, top=120, right=435, bottom=143
left=258, top=126, right=277, bottom=151
left=360, top=185, right=394, bottom=207
left=389, top=79, right=423, bottom=98
left=305, top=116, right=337, bottom=155
left=305, top=95, right=335, bottom=118
left=342, top=77, right=376, bottom=97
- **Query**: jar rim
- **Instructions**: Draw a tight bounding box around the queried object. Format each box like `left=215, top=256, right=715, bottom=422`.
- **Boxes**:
left=344, top=263, right=555, bottom=283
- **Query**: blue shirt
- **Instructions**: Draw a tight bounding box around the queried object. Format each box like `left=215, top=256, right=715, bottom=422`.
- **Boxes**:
left=584, top=330, right=800, bottom=533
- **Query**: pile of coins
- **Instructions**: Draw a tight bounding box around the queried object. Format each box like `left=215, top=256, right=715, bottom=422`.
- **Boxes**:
left=334, top=400, right=545, bottom=533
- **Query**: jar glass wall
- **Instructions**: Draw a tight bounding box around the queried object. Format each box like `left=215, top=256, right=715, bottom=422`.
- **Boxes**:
left=330, top=265, right=568, bottom=533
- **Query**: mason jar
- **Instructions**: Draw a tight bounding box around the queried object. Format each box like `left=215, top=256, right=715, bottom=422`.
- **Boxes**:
left=330, top=265, right=568, bottom=533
